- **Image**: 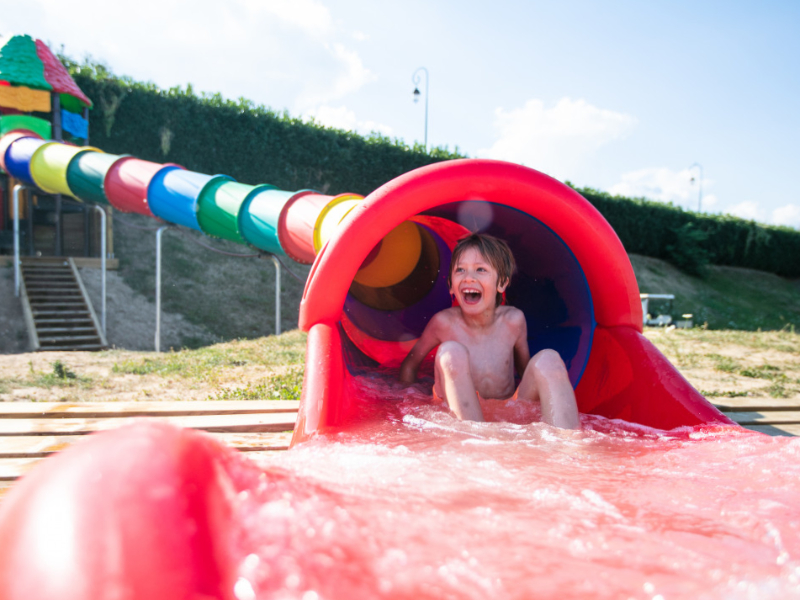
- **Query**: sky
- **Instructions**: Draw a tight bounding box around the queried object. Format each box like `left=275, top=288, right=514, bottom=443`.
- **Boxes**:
left=2, top=0, right=799, bottom=228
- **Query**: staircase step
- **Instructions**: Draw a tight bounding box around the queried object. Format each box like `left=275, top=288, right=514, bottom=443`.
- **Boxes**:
left=38, top=345, right=104, bottom=352
left=32, top=314, right=91, bottom=320
left=25, top=279, right=77, bottom=284
left=35, top=318, right=93, bottom=324
left=40, top=344, right=105, bottom=351
left=39, top=335, right=102, bottom=344
left=23, top=268, right=73, bottom=272
left=37, top=327, right=96, bottom=334
left=23, top=264, right=72, bottom=267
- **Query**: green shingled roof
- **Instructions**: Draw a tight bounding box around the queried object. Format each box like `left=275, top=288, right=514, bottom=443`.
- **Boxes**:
left=0, top=35, right=51, bottom=91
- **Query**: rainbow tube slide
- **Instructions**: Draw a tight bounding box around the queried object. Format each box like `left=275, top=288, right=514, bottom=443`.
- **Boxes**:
left=0, top=131, right=365, bottom=262
left=0, top=142, right=739, bottom=599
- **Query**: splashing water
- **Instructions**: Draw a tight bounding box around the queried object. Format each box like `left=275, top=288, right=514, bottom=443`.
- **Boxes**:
left=218, top=373, right=800, bottom=599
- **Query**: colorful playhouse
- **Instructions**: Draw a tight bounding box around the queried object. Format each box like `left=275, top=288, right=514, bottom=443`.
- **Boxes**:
left=0, top=34, right=99, bottom=258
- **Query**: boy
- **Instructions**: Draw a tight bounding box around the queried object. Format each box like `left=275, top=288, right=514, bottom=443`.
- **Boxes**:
left=399, top=233, right=580, bottom=429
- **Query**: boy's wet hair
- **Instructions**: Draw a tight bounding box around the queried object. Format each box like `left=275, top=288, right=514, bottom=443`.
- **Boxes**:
left=449, top=233, right=517, bottom=306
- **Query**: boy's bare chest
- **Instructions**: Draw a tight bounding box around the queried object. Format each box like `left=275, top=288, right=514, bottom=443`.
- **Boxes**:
left=448, top=327, right=514, bottom=370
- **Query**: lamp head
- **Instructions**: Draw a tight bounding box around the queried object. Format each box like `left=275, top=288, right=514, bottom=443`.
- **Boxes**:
left=413, top=87, right=420, bottom=103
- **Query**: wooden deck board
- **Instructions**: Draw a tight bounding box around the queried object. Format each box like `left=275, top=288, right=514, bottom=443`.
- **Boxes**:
left=0, top=458, right=39, bottom=481
left=0, top=412, right=297, bottom=436
left=744, top=423, right=800, bottom=436
left=712, top=398, right=800, bottom=412
left=0, top=431, right=294, bottom=458
left=0, top=401, right=300, bottom=419
left=723, top=411, right=800, bottom=425
left=0, top=432, right=293, bottom=481
left=0, top=435, right=80, bottom=457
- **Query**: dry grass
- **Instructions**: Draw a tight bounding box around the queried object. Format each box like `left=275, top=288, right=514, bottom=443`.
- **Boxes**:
left=1, top=327, right=797, bottom=405
left=0, top=330, right=308, bottom=403
left=643, top=327, right=800, bottom=400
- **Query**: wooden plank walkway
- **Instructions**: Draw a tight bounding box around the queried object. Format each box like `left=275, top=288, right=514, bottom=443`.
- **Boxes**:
left=0, top=401, right=299, bottom=499
left=0, top=397, right=797, bottom=499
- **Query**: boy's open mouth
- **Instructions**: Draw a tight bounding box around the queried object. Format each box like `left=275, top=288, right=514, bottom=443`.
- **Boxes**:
left=460, top=288, right=482, bottom=305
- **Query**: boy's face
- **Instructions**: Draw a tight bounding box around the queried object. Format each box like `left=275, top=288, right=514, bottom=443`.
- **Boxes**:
left=449, top=247, right=507, bottom=313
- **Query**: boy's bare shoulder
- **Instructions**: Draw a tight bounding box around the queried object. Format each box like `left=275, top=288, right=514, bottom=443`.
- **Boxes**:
left=430, top=306, right=462, bottom=327
left=497, top=305, right=525, bottom=323
left=496, top=306, right=527, bottom=333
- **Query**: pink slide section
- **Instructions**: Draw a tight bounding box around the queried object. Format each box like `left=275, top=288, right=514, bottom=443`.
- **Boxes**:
left=0, top=422, right=241, bottom=600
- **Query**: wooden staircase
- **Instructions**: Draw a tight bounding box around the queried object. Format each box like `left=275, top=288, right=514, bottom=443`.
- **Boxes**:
left=19, top=257, right=108, bottom=352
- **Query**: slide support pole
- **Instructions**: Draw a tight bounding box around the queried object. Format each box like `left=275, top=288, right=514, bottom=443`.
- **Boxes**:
left=271, top=255, right=281, bottom=335
left=155, top=226, right=172, bottom=352
left=13, top=185, right=24, bottom=297
left=94, top=205, right=107, bottom=336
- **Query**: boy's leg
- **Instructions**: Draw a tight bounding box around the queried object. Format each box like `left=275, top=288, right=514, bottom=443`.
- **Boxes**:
left=434, top=341, right=484, bottom=422
left=517, top=349, right=580, bottom=429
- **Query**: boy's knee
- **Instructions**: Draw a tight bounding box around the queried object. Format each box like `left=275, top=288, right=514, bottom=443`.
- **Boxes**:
left=436, top=341, right=470, bottom=375
left=528, top=349, right=568, bottom=380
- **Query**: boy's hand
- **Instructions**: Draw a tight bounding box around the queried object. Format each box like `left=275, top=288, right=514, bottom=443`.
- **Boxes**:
left=398, top=311, right=445, bottom=385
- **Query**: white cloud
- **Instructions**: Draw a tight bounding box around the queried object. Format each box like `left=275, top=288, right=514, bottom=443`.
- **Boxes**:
left=251, top=0, right=333, bottom=36
left=304, top=105, right=392, bottom=136
left=608, top=167, right=717, bottom=211
left=9, top=0, right=373, bottom=114
left=295, top=43, right=376, bottom=109
left=726, top=201, right=762, bottom=221
left=478, top=97, right=637, bottom=180
left=771, top=204, right=800, bottom=229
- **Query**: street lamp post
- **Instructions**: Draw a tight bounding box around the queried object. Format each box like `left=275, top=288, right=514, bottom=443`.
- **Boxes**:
left=412, top=67, right=429, bottom=150
left=689, top=163, right=703, bottom=212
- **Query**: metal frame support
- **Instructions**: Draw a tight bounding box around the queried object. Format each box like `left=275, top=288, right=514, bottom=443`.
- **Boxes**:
left=13, top=184, right=24, bottom=297
left=94, top=205, right=107, bottom=336
left=271, top=255, right=281, bottom=335
left=155, top=226, right=171, bottom=352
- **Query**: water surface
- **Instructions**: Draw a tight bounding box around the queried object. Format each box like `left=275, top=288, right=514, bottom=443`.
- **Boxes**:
left=222, top=375, right=800, bottom=599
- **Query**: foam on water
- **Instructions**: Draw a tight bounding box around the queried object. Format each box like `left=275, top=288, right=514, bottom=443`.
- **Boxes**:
left=218, top=372, right=800, bottom=599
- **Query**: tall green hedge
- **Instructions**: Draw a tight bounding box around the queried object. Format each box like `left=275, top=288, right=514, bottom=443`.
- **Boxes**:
left=575, top=187, right=800, bottom=277
left=64, top=58, right=800, bottom=278
left=67, top=61, right=460, bottom=196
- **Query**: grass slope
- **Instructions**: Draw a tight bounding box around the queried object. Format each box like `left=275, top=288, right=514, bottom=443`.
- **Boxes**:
left=630, top=255, right=800, bottom=331
left=113, top=212, right=311, bottom=348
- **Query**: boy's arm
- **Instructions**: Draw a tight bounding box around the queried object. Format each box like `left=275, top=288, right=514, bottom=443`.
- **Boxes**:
left=399, top=314, right=445, bottom=384
left=511, top=310, right=531, bottom=377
